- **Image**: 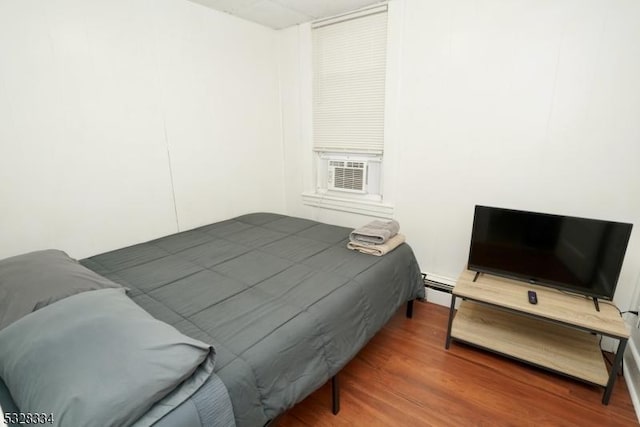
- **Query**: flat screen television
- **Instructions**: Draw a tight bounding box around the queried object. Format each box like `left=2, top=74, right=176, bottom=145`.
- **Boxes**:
left=468, top=206, right=633, bottom=301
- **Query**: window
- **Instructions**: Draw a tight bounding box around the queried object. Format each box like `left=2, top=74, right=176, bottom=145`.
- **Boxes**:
left=309, top=4, right=389, bottom=209
left=312, top=5, right=388, bottom=155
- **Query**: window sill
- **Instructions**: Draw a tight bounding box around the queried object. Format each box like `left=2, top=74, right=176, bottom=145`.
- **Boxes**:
left=301, top=191, right=394, bottom=219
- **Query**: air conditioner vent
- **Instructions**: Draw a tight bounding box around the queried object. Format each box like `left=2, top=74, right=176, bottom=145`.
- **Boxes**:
left=328, top=160, right=367, bottom=193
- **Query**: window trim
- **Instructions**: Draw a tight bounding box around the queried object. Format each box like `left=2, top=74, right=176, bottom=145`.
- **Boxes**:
left=301, top=191, right=394, bottom=219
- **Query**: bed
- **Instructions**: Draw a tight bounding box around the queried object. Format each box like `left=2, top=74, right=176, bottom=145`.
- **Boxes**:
left=0, top=213, right=424, bottom=426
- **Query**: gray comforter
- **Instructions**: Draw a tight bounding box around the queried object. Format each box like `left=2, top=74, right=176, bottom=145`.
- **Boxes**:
left=82, top=213, right=425, bottom=427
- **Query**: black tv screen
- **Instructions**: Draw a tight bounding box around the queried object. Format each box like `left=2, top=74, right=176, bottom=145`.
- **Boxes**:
left=468, top=206, right=633, bottom=300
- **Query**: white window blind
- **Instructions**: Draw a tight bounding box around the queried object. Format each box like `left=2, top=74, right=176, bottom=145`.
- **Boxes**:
left=312, top=5, right=388, bottom=154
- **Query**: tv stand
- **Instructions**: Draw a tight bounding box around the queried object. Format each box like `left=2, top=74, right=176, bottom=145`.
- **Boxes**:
left=593, top=297, right=600, bottom=312
left=445, top=270, right=629, bottom=404
left=472, top=271, right=481, bottom=282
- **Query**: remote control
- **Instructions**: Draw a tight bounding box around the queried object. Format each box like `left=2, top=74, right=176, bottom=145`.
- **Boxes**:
left=528, top=290, right=538, bottom=305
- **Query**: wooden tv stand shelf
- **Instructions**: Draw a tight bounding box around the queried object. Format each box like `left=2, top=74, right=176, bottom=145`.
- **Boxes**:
left=445, top=270, right=629, bottom=404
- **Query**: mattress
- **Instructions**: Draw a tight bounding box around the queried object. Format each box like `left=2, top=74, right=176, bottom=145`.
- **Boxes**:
left=81, top=213, right=425, bottom=426
left=152, top=373, right=234, bottom=427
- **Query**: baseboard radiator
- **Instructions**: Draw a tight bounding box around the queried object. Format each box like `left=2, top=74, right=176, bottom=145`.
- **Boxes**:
left=422, top=273, right=454, bottom=294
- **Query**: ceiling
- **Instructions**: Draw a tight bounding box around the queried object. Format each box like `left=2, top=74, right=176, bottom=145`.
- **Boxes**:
left=188, top=0, right=386, bottom=30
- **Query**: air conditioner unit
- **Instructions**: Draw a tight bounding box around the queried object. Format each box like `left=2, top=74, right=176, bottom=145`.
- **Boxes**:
left=327, top=160, right=367, bottom=193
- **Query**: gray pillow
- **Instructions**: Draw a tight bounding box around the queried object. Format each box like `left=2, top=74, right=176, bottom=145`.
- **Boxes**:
left=0, top=288, right=214, bottom=427
left=0, top=249, right=122, bottom=330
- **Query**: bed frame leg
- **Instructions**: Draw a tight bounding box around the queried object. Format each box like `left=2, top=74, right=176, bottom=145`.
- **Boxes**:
left=332, top=375, right=340, bottom=415
left=406, top=299, right=414, bottom=318
left=328, top=299, right=412, bottom=416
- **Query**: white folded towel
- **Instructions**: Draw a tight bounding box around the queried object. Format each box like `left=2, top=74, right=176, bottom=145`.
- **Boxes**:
left=347, top=233, right=406, bottom=256
left=349, top=219, right=400, bottom=245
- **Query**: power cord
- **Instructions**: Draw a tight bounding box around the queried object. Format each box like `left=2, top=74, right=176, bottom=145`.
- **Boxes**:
left=599, top=335, right=625, bottom=377
left=621, top=310, right=639, bottom=328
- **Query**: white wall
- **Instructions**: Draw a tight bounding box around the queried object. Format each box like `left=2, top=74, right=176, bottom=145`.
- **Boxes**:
left=279, top=0, right=640, bottom=310
left=0, top=0, right=285, bottom=260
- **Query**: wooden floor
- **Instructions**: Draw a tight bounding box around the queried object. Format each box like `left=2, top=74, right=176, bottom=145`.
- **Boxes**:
left=276, top=300, right=638, bottom=426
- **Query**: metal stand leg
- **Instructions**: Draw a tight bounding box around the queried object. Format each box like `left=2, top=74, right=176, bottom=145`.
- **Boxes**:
left=332, top=375, right=340, bottom=414
left=406, top=300, right=414, bottom=318
left=602, top=339, right=628, bottom=404
left=445, top=295, right=457, bottom=349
